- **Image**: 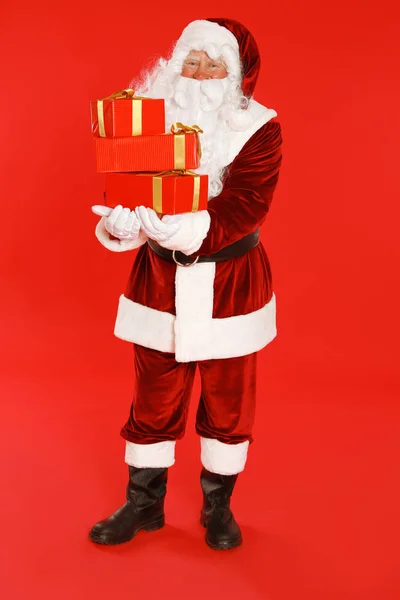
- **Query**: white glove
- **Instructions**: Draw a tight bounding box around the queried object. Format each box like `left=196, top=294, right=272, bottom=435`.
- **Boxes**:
left=135, top=206, right=211, bottom=256
left=92, top=205, right=140, bottom=240
left=92, top=205, right=148, bottom=253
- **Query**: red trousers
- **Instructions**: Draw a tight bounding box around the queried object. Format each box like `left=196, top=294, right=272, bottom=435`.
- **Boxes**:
left=120, top=344, right=258, bottom=446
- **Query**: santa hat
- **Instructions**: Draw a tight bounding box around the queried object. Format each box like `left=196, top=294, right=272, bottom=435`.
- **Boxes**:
left=168, top=18, right=261, bottom=131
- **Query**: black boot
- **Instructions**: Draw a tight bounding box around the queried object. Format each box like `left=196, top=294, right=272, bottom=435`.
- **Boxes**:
left=200, top=467, right=242, bottom=550
left=89, top=466, right=167, bottom=545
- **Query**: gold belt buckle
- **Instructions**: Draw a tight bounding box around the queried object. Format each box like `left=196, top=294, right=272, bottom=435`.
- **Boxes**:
left=172, top=249, right=200, bottom=267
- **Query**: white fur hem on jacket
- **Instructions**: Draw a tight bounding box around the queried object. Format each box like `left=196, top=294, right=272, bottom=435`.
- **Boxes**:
left=125, top=440, right=176, bottom=468
left=114, top=266, right=277, bottom=362
left=200, top=437, right=249, bottom=475
left=224, top=100, right=277, bottom=166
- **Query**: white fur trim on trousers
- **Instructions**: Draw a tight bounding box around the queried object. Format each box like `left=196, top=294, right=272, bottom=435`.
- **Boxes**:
left=124, top=438, right=248, bottom=474
left=125, top=440, right=176, bottom=468
left=200, top=437, right=249, bottom=475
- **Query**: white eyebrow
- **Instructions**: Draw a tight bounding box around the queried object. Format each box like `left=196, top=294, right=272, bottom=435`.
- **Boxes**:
left=185, top=56, right=200, bottom=61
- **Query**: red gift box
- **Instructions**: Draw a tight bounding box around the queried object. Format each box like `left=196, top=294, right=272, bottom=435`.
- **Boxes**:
left=95, top=124, right=202, bottom=173
left=90, top=89, right=165, bottom=138
left=104, top=171, right=208, bottom=214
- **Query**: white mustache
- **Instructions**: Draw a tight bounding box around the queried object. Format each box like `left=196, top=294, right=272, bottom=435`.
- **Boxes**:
left=172, top=76, right=229, bottom=111
left=199, top=79, right=228, bottom=111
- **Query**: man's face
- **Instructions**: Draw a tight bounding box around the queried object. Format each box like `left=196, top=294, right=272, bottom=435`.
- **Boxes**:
left=181, top=50, right=228, bottom=80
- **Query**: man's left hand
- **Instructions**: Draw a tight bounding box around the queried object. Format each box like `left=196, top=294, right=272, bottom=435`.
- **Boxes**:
left=135, top=206, right=211, bottom=256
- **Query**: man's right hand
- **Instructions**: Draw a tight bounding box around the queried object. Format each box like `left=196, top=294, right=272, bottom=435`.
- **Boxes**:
left=92, top=205, right=141, bottom=240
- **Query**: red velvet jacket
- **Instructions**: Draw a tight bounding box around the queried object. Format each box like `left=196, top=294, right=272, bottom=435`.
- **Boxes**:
left=104, top=117, right=283, bottom=362
left=124, top=120, right=282, bottom=318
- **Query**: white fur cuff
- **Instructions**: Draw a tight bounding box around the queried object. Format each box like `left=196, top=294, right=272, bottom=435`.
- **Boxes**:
left=200, top=437, right=249, bottom=475
left=125, top=440, right=176, bottom=468
left=95, top=217, right=148, bottom=252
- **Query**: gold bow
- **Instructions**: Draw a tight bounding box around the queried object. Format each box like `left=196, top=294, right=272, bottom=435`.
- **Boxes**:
left=137, top=170, right=199, bottom=177
left=100, top=88, right=150, bottom=101
left=170, top=123, right=203, bottom=135
left=96, top=89, right=148, bottom=137
left=170, top=123, right=203, bottom=167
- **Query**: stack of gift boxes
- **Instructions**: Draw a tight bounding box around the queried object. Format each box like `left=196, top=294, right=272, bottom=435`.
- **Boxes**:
left=90, top=89, right=208, bottom=215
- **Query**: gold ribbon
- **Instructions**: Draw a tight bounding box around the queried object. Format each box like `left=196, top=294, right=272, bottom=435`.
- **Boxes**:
left=97, top=89, right=148, bottom=137
left=192, top=174, right=200, bottom=211
left=137, top=170, right=202, bottom=213
left=103, top=88, right=136, bottom=100
left=170, top=123, right=203, bottom=168
left=170, top=123, right=203, bottom=135
left=132, top=101, right=142, bottom=136
left=152, top=177, right=163, bottom=214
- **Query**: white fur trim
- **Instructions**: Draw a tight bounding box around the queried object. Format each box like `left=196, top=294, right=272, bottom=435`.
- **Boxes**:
left=223, top=100, right=278, bottom=167
left=95, top=218, right=148, bottom=252
left=174, top=20, right=239, bottom=58
left=174, top=262, right=276, bottom=361
left=174, top=262, right=215, bottom=362
left=125, top=440, right=175, bottom=468
left=200, top=437, right=249, bottom=475
left=114, top=294, right=175, bottom=353
left=113, top=289, right=277, bottom=363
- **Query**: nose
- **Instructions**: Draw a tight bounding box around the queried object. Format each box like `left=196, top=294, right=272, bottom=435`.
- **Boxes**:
left=193, top=69, right=209, bottom=80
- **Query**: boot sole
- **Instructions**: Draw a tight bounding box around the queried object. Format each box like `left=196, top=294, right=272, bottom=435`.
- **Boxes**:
left=205, top=536, right=242, bottom=550
left=89, top=515, right=165, bottom=545
left=200, top=518, right=242, bottom=550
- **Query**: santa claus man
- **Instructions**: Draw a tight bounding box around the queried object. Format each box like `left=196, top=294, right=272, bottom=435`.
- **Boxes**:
left=89, top=17, right=282, bottom=550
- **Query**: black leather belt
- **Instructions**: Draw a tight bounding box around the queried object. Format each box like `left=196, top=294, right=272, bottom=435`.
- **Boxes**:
left=147, top=230, right=259, bottom=267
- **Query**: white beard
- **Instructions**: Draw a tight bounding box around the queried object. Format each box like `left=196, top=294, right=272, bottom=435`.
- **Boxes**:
left=135, top=68, right=253, bottom=199
left=165, top=76, right=232, bottom=198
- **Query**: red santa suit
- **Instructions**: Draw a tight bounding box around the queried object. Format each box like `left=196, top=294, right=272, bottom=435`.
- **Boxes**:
left=95, top=18, right=283, bottom=476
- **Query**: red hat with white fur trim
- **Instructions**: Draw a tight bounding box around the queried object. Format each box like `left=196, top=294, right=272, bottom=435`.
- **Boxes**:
left=169, top=18, right=261, bottom=99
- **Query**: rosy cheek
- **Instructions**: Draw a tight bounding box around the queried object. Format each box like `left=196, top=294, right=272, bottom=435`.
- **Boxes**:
left=212, top=69, right=227, bottom=80
left=181, top=66, right=195, bottom=78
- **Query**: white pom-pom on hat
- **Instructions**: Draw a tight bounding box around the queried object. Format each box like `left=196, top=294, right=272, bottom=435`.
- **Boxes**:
left=227, top=108, right=254, bottom=131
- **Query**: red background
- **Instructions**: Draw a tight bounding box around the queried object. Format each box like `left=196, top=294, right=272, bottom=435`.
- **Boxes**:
left=1, top=1, right=399, bottom=598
